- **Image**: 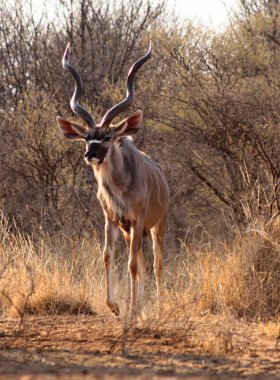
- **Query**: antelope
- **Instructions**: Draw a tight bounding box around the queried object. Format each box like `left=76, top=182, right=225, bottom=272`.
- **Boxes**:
left=56, top=43, right=169, bottom=320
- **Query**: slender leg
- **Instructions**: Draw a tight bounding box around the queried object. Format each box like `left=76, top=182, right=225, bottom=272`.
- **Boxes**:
left=128, top=222, right=144, bottom=322
left=103, top=218, right=119, bottom=315
left=137, top=248, right=147, bottom=314
left=151, top=214, right=167, bottom=313
left=123, top=231, right=147, bottom=316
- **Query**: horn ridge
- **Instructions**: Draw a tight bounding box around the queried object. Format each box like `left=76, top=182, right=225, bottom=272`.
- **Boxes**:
left=100, top=43, right=152, bottom=128
left=62, top=43, right=96, bottom=129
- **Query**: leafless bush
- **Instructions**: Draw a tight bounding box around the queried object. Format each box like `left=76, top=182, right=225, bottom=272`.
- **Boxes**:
left=2, top=0, right=280, bottom=243
left=0, top=90, right=103, bottom=237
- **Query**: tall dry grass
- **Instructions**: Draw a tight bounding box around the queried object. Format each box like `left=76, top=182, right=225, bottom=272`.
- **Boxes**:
left=1, top=211, right=280, bottom=320
left=166, top=219, right=280, bottom=319
left=0, top=212, right=108, bottom=317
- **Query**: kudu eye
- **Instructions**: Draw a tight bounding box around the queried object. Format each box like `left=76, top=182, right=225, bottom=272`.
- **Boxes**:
left=103, top=136, right=111, bottom=142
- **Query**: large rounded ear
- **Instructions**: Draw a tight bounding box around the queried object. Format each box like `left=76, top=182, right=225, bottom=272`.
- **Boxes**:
left=56, top=116, right=87, bottom=140
left=112, top=110, right=143, bottom=137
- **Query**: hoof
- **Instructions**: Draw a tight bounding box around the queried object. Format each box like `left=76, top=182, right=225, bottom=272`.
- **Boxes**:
left=108, top=302, right=120, bottom=316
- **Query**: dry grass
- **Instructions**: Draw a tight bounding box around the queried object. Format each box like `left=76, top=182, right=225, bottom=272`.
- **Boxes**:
left=0, top=212, right=105, bottom=317
left=165, top=218, right=280, bottom=320
left=1, top=212, right=280, bottom=323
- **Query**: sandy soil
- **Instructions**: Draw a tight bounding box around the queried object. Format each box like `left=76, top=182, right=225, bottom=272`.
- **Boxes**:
left=0, top=314, right=279, bottom=379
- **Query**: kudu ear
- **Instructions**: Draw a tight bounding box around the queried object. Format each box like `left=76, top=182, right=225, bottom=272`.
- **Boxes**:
left=56, top=116, right=86, bottom=140
left=112, top=110, right=143, bottom=137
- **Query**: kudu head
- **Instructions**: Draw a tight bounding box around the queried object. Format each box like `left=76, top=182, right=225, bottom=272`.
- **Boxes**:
left=56, top=42, right=152, bottom=165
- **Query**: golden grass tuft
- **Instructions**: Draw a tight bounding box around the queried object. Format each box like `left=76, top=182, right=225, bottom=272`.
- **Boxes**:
left=166, top=218, right=280, bottom=319
left=0, top=212, right=103, bottom=317
left=1, top=212, right=280, bottom=321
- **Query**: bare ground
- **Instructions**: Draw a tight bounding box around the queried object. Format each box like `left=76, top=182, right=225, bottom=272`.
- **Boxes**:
left=0, top=314, right=280, bottom=380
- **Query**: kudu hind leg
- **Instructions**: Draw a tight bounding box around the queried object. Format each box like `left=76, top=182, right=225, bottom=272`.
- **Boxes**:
left=152, top=214, right=167, bottom=312
left=103, top=219, right=119, bottom=316
left=137, top=248, right=147, bottom=315
left=124, top=232, right=147, bottom=317
left=128, top=224, right=146, bottom=322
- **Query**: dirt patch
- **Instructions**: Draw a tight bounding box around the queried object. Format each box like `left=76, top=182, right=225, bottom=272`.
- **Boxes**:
left=0, top=314, right=279, bottom=379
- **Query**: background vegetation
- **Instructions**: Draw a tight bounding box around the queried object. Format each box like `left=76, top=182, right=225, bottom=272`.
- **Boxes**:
left=1, top=0, right=280, bottom=320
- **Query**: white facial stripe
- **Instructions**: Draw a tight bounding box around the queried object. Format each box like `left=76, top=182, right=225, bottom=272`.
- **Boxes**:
left=89, top=139, right=101, bottom=144
left=89, top=157, right=99, bottom=162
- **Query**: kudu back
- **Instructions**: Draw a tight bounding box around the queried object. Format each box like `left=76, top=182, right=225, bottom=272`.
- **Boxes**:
left=56, top=43, right=169, bottom=320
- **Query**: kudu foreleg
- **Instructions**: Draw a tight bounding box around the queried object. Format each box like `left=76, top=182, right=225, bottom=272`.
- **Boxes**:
left=103, top=219, right=119, bottom=316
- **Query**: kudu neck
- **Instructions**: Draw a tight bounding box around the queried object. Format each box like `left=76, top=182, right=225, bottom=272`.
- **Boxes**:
left=92, top=141, right=131, bottom=189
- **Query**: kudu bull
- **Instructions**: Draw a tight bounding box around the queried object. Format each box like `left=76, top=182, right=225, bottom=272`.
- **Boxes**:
left=56, top=43, right=169, bottom=320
